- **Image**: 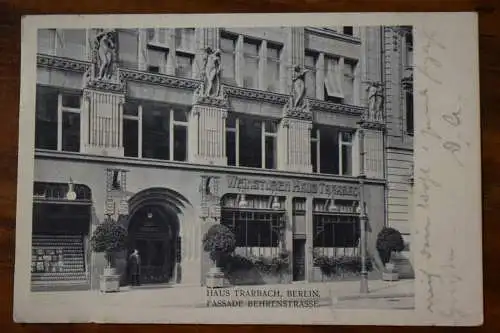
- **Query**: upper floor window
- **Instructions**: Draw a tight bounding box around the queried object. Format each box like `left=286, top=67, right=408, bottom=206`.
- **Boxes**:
left=342, top=26, right=354, bottom=36
left=147, top=47, right=167, bottom=74
left=310, top=125, right=353, bottom=176
left=147, top=28, right=169, bottom=45
left=175, top=28, right=195, bottom=52
left=242, top=38, right=260, bottom=89
left=123, top=102, right=188, bottom=162
left=266, top=43, right=281, bottom=93
left=176, top=51, right=194, bottom=78
left=37, top=29, right=87, bottom=61
left=220, top=33, right=237, bottom=85
left=305, top=51, right=318, bottom=98
left=35, top=85, right=81, bottom=152
left=118, top=29, right=139, bottom=70
left=175, top=28, right=195, bottom=78
left=226, top=114, right=279, bottom=169
left=342, top=59, right=357, bottom=105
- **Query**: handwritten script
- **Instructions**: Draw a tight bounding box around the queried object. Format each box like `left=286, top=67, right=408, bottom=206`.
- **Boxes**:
left=416, top=28, right=470, bottom=319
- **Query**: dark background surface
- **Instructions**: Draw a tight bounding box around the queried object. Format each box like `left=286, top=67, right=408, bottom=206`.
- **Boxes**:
left=0, top=0, right=497, bottom=331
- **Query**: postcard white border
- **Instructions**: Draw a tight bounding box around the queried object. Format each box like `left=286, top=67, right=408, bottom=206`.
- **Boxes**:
left=14, top=12, right=482, bottom=326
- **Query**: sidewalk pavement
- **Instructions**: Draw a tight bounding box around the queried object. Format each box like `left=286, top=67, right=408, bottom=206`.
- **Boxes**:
left=29, top=279, right=414, bottom=310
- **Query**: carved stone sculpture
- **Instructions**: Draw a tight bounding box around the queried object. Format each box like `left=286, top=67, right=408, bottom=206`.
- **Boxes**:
left=201, top=47, right=222, bottom=97
left=367, top=82, right=384, bottom=122
left=291, top=65, right=308, bottom=109
left=95, top=30, right=117, bottom=80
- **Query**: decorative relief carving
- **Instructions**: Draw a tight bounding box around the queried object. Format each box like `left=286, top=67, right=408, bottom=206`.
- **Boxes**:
left=223, top=86, right=288, bottom=105
left=193, top=86, right=230, bottom=108
left=37, top=54, right=90, bottom=72
left=105, top=168, right=130, bottom=220
left=358, top=120, right=386, bottom=131
left=308, top=99, right=365, bottom=116
left=37, top=54, right=367, bottom=118
left=120, top=69, right=199, bottom=90
left=365, top=82, right=384, bottom=123
left=199, top=175, right=222, bottom=221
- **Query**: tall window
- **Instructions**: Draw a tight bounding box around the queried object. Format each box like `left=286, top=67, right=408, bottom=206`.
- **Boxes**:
left=266, top=43, right=281, bottom=92
left=342, top=59, right=357, bottom=105
left=175, top=28, right=195, bottom=78
left=311, top=125, right=354, bottom=176
left=339, top=131, right=353, bottom=175
left=123, top=101, right=139, bottom=158
left=130, top=103, right=189, bottom=161
left=264, top=119, right=278, bottom=169
left=310, top=126, right=319, bottom=173
left=304, top=51, right=317, bottom=98
left=35, top=86, right=81, bottom=152
left=220, top=33, right=237, bottom=85
left=35, top=86, right=58, bottom=150
left=226, top=115, right=279, bottom=169
left=238, top=116, right=262, bottom=168
left=142, top=104, right=170, bottom=159
left=242, top=38, right=260, bottom=89
left=226, top=114, right=238, bottom=166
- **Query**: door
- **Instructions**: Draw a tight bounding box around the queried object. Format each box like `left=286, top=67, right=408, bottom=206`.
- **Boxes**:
left=293, top=239, right=306, bottom=281
left=130, top=235, right=172, bottom=284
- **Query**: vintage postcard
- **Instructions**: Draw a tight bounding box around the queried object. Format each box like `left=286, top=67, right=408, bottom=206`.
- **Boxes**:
left=13, top=13, right=482, bottom=326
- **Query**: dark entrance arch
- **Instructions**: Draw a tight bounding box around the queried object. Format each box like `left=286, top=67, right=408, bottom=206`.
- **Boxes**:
left=125, top=187, right=190, bottom=285
left=127, top=204, right=179, bottom=284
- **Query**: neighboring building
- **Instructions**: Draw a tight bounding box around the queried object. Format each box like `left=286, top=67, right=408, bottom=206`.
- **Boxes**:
left=382, top=26, right=414, bottom=276
left=31, top=26, right=412, bottom=291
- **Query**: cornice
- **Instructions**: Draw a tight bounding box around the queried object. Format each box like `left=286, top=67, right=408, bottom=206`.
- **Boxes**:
left=308, top=98, right=365, bottom=116
left=120, top=69, right=200, bottom=90
left=224, top=85, right=289, bottom=105
left=37, top=54, right=370, bottom=119
left=37, top=54, right=90, bottom=73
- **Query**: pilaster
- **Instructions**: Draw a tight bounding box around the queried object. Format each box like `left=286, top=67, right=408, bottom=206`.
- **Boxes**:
left=82, top=29, right=126, bottom=158
left=189, top=104, right=228, bottom=166
left=277, top=117, right=313, bottom=173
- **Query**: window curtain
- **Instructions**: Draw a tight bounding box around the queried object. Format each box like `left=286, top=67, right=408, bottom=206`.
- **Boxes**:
left=324, top=56, right=344, bottom=99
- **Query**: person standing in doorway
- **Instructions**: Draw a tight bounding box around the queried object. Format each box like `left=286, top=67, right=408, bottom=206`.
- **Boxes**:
left=128, top=249, right=141, bottom=287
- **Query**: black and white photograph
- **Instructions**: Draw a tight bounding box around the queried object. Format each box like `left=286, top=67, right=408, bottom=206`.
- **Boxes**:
left=14, top=13, right=482, bottom=326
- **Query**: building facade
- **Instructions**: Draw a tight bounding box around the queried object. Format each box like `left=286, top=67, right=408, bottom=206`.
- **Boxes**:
left=31, top=26, right=413, bottom=291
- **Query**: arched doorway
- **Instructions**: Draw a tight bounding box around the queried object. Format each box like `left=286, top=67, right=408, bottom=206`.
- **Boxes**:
left=127, top=204, right=179, bottom=284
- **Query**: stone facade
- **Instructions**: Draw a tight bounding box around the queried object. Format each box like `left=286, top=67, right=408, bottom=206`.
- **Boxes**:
left=32, top=26, right=410, bottom=289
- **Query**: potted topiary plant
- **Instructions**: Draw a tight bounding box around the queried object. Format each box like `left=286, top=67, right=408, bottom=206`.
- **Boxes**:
left=91, top=218, right=128, bottom=292
left=202, top=223, right=236, bottom=288
left=376, top=227, right=405, bottom=281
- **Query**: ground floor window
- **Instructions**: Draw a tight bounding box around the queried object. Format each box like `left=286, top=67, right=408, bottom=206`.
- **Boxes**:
left=311, top=197, right=364, bottom=279
left=221, top=194, right=285, bottom=257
